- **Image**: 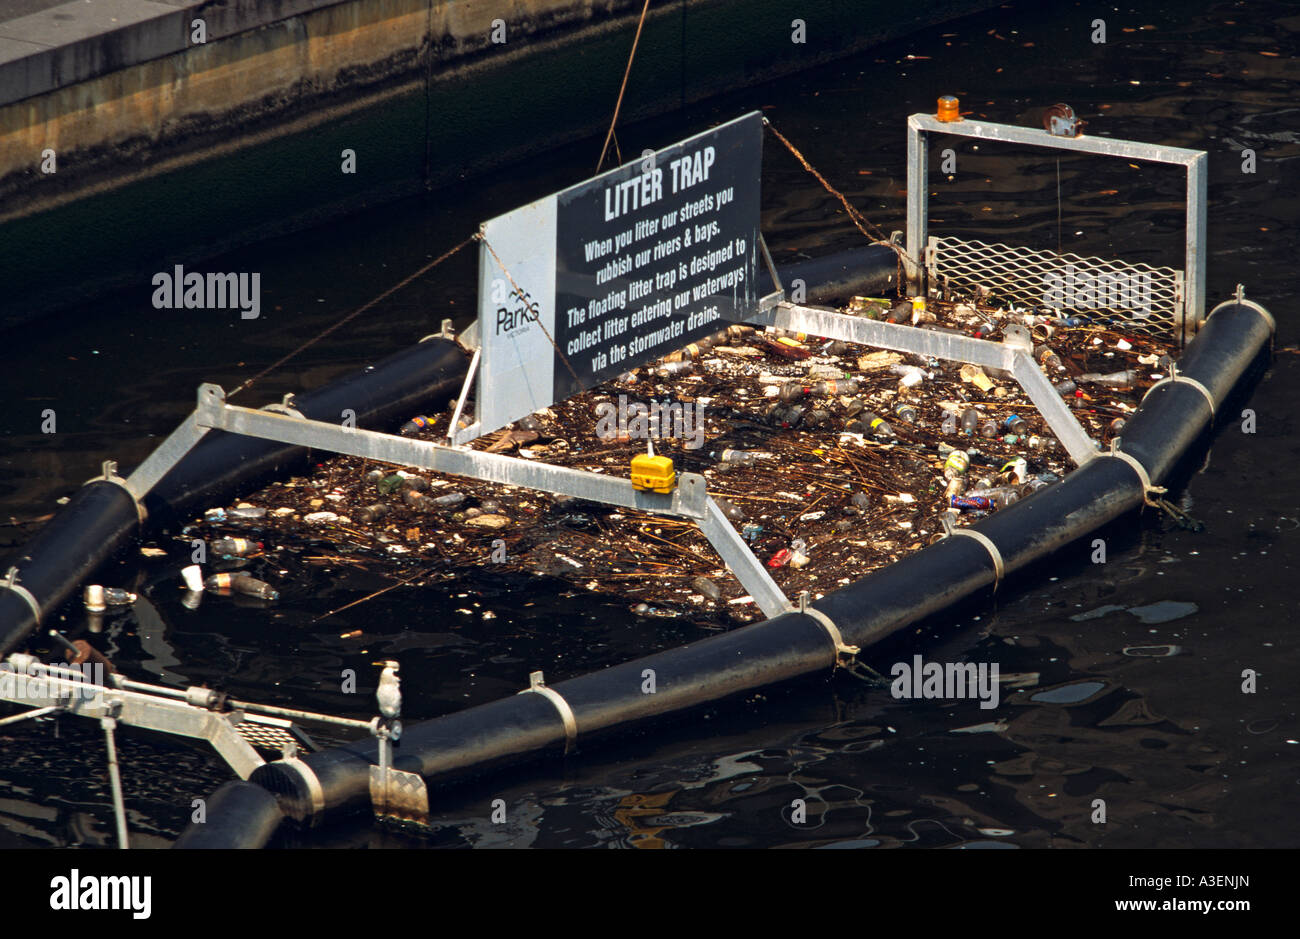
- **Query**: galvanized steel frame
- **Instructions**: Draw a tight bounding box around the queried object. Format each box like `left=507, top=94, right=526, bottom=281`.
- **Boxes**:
left=748, top=302, right=1101, bottom=467
left=188, top=385, right=795, bottom=618
left=905, top=113, right=1207, bottom=342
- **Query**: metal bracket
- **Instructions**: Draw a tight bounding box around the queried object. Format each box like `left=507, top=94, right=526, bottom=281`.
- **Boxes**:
left=369, top=765, right=430, bottom=825
left=1210, top=291, right=1275, bottom=335
left=939, top=517, right=1006, bottom=589
left=84, top=460, right=147, bottom=524
left=758, top=233, right=783, bottom=297
left=446, top=346, right=480, bottom=444
left=795, top=591, right=859, bottom=667
left=1142, top=362, right=1216, bottom=422
left=517, top=670, right=578, bottom=754
left=0, top=567, right=42, bottom=627
left=1103, top=442, right=1166, bottom=507
left=261, top=393, right=305, bottom=420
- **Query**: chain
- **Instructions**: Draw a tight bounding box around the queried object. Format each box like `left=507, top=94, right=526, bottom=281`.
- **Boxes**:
left=763, top=117, right=908, bottom=295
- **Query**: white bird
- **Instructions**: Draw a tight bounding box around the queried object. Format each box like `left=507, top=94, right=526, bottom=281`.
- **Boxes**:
left=376, top=661, right=401, bottom=720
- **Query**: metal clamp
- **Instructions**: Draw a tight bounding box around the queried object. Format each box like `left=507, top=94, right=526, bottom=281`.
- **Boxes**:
left=518, top=670, right=577, bottom=754
left=84, top=460, right=147, bottom=524
left=939, top=517, right=1006, bottom=589
left=1209, top=287, right=1275, bottom=335
left=279, top=755, right=326, bottom=821
left=1103, top=443, right=1167, bottom=507
left=261, top=393, right=305, bottom=420
left=0, top=567, right=42, bottom=627
left=1142, top=362, right=1216, bottom=422
left=796, top=592, right=859, bottom=667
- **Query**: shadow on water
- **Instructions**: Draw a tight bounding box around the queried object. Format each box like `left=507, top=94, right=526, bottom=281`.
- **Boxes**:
left=1, top=0, right=1299, bottom=847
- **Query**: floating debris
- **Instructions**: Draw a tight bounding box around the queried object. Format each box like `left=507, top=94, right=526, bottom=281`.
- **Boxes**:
left=181, top=295, right=1177, bottom=623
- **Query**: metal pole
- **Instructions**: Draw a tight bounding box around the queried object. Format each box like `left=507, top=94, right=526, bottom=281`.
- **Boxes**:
left=101, top=716, right=130, bottom=849
left=1185, top=152, right=1208, bottom=340
left=906, top=116, right=927, bottom=296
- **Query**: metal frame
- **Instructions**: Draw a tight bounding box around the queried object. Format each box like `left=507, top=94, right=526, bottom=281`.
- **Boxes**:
left=187, top=384, right=794, bottom=618
left=905, top=113, right=1207, bottom=342
left=748, top=302, right=1101, bottom=467
left=0, top=653, right=382, bottom=846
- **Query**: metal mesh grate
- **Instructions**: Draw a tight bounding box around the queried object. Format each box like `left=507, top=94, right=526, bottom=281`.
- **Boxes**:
left=233, top=716, right=314, bottom=754
left=926, top=236, right=1184, bottom=340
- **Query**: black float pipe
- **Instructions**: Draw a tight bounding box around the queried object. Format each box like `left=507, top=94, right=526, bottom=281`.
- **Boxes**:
left=758, top=243, right=900, bottom=302
left=172, top=780, right=286, bottom=849
left=229, top=297, right=1272, bottom=841
left=0, top=337, right=471, bottom=656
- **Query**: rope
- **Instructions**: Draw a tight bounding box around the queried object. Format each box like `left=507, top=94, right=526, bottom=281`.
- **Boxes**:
left=596, top=0, right=653, bottom=174
left=762, top=118, right=908, bottom=294
left=228, top=235, right=476, bottom=400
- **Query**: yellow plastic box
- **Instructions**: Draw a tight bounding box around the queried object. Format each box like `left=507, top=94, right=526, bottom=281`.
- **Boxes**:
left=630, top=453, right=676, bottom=493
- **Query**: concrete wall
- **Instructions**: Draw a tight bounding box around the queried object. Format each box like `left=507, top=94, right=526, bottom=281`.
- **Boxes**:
left=0, top=0, right=650, bottom=221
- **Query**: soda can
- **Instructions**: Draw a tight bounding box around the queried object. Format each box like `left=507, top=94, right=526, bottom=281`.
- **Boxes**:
left=944, top=449, right=970, bottom=478
left=950, top=495, right=993, bottom=512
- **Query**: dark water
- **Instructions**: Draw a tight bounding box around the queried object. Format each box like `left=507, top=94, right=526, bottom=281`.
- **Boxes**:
left=1, top=0, right=1297, bottom=848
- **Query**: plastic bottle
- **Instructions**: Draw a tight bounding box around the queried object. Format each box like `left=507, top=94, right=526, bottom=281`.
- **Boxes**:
left=211, top=538, right=261, bottom=558
left=768, top=404, right=805, bottom=428
left=204, top=572, right=280, bottom=600
left=861, top=412, right=895, bottom=437
left=1054, top=380, right=1077, bottom=397
left=779, top=381, right=805, bottom=403
left=691, top=576, right=722, bottom=601
left=894, top=403, right=918, bottom=424
left=811, top=379, right=859, bottom=396
left=400, top=476, right=430, bottom=493
left=400, top=415, right=435, bottom=436
left=1037, top=346, right=1065, bottom=372
left=432, top=492, right=466, bottom=508
left=805, top=409, right=831, bottom=429
left=965, top=486, right=1021, bottom=509
left=715, top=498, right=745, bottom=522
left=656, top=361, right=694, bottom=377
left=1078, top=370, right=1136, bottom=387
left=979, top=420, right=998, bottom=438
left=403, top=489, right=428, bottom=509
left=355, top=503, right=389, bottom=523
left=711, top=448, right=765, bottom=465
left=103, top=587, right=136, bottom=605
left=960, top=408, right=979, bottom=435
left=1025, top=435, right=1058, bottom=451
left=844, top=398, right=866, bottom=418
left=1003, top=414, right=1028, bottom=435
